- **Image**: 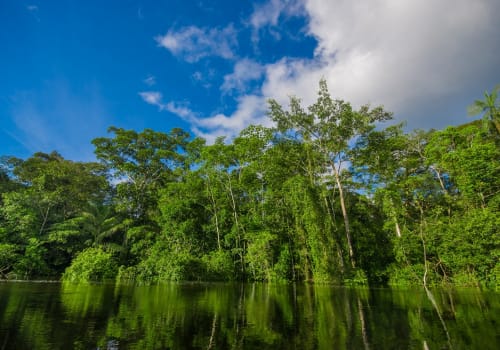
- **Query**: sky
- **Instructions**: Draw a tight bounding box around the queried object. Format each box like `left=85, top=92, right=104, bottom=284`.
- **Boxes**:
left=1, top=0, right=499, bottom=161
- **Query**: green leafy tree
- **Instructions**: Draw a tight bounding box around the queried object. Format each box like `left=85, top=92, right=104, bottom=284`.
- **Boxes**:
left=199, top=137, right=247, bottom=276
left=0, top=152, right=108, bottom=276
left=268, top=79, right=392, bottom=270
left=92, top=127, right=190, bottom=221
left=92, top=127, right=191, bottom=263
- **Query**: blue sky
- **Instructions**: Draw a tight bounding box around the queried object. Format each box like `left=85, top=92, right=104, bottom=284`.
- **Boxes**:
left=1, top=0, right=499, bottom=161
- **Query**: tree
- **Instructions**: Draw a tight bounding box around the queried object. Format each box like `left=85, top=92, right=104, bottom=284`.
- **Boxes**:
left=268, top=79, right=392, bottom=269
left=49, top=201, right=124, bottom=253
left=199, top=137, right=247, bottom=276
left=92, top=127, right=190, bottom=222
left=0, top=152, right=108, bottom=276
left=467, top=85, right=500, bottom=135
left=92, top=127, right=191, bottom=264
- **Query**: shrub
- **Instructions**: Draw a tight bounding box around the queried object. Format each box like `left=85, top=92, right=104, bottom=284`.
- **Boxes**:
left=202, top=250, right=234, bottom=281
left=63, top=247, right=118, bottom=282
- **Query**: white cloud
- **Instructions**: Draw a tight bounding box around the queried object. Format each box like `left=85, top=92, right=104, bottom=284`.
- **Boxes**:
left=139, top=90, right=269, bottom=143
left=221, top=59, right=264, bottom=94
left=220, top=0, right=499, bottom=138
left=195, top=95, right=269, bottom=130
left=163, top=101, right=196, bottom=121
left=256, top=0, right=500, bottom=128
left=188, top=96, right=270, bottom=144
left=155, top=25, right=237, bottom=62
left=138, top=91, right=162, bottom=106
left=248, top=0, right=304, bottom=44
left=139, top=91, right=198, bottom=122
left=250, top=0, right=285, bottom=29
left=27, top=5, right=38, bottom=11
left=249, top=0, right=303, bottom=29
left=144, top=0, right=500, bottom=143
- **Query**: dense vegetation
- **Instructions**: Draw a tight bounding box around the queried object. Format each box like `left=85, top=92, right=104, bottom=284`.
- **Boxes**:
left=1, top=81, right=498, bottom=288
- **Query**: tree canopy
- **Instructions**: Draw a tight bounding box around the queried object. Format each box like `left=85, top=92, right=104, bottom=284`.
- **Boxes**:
left=0, top=81, right=498, bottom=288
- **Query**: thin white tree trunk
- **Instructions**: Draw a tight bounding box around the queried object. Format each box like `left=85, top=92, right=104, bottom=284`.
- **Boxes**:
left=207, top=176, right=221, bottom=250
left=332, top=163, right=356, bottom=268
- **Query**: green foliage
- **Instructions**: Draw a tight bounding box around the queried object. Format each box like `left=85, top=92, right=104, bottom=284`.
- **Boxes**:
left=62, top=247, right=118, bottom=283
left=0, top=82, right=498, bottom=287
left=438, top=208, right=499, bottom=285
left=0, top=243, right=19, bottom=278
left=202, top=250, right=235, bottom=281
left=271, top=244, right=293, bottom=282
left=245, top=230, right=276, bottom=281
left=387, top=265, right=426, bottom=287
left=350, top=195, right=393, bottom=285
left=117, top=240, right=205, bottom=283
left=13, top=238, right=49, bottom=278
left=344, top=269, right=369, bottom=286
left=92, top=127, right=189, bottom=221
left=467, top=84, right=500, bottom=134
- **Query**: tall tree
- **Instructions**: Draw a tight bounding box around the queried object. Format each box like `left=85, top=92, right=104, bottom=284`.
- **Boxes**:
left=268, top=79, right=392, bottom=269
left=92, top=127, right=191, bottom=263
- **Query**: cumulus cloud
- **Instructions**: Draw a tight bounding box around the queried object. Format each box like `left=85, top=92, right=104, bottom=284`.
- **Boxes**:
left=144, top=0, right=500, bottom=142
left=155, top=25, right=237, bottom=62
left=269, top=0, right=500, bottom=127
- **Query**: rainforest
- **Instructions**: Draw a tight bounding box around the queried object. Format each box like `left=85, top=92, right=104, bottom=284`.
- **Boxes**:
left=1, top=81, right=498, bottom=289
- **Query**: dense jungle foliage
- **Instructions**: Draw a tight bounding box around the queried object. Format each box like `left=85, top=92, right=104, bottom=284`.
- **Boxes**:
left=1, top=81, right=498, bottom=288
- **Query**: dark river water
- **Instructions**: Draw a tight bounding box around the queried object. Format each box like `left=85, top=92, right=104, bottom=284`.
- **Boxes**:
left=0, top=282, right=498, bottom=349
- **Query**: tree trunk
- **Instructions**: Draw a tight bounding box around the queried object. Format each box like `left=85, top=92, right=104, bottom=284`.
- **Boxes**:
left=331, top=162, right=356, bottom=268
left=226, top=173, right=245, bottom=274
left=395, top=220, right=401, bottom=238
left=322, top=191, right=346, bottom=276
left=38, top=204, right=51, bottom=236
left=207, top=176, right=222, bottom=250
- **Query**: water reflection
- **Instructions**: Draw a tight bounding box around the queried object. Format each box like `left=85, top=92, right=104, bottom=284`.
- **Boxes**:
left=0, top=282, right=498, bottom=349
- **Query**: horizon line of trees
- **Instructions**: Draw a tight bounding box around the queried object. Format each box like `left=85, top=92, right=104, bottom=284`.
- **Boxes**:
left=1, top=81, right=498, bottom=288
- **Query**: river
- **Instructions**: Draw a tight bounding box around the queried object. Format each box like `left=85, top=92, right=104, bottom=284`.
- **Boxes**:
left=0, top=282, right=498, bottom=349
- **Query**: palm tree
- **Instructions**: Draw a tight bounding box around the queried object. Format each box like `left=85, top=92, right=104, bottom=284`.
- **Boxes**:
left=467, top=85, right=500, bottom=135
left=49, top=201, right=124, bottom=253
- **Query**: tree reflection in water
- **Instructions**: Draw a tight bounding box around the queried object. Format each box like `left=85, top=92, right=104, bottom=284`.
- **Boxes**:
left=0, top=282, right=498, bottom=349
